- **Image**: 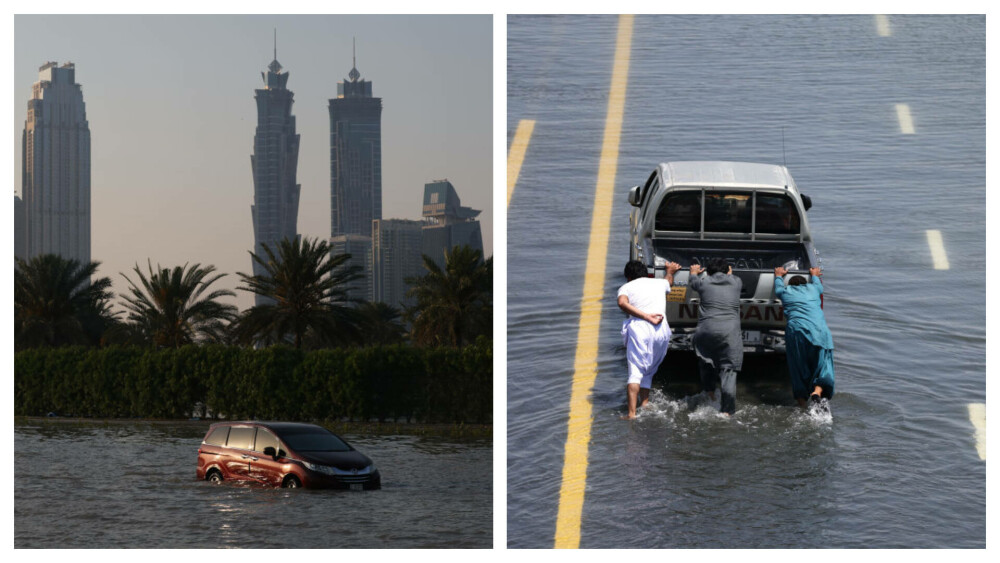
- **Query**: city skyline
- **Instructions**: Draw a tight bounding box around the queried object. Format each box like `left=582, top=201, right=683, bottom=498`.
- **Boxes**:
left=12, top=14, right=492, bottom=312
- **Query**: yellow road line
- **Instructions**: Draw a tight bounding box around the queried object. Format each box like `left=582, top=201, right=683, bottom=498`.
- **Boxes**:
left=896, top=103, right=915, bottom=134
left=554, top=14, right=634, bottom=550
left=507, top=119, right=536, bottom=208
left=926, top=229, right=950, bottom=270
left=968, top=403, right=985, bottom=460
left=875, top=15, right=892, bottom=37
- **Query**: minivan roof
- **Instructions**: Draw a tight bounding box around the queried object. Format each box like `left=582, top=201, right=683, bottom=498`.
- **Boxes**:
left=210, top=421, right=328, bottom=433
left=661, top=161, right=793, bottom=189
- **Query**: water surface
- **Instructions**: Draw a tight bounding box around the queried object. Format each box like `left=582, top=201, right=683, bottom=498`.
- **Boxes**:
left=15, top=420, right=492, bottom=548
left=507, top=14, right=985, bottom=548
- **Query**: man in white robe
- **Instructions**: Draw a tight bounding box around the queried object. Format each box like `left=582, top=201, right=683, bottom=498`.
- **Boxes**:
left=617, top=260, right=681, bottom=419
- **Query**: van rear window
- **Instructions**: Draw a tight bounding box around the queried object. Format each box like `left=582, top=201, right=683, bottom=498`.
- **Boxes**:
left=654, top=190, right=800, bottom=235
left=755, top=193, right=800, bottom=234
left=654, top=191, right=701, bottom=231
left=704, top=193, right=752, bottom=233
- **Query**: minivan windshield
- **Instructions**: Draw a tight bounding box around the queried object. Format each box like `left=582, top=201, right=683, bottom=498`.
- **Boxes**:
left=281, top=429, right=351, bottom=452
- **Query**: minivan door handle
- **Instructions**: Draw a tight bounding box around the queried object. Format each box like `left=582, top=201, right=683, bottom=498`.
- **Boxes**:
left=241, top=454, right=251, bottom=459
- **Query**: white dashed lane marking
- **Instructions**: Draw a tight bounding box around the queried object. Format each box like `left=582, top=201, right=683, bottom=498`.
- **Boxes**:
left=875, top=15, right=892, bottom=37
left=896, top=103, right=915, bottom=134
left=926, top=230, right=949, bottom=270
left=968, top=403, right=985, bottom=461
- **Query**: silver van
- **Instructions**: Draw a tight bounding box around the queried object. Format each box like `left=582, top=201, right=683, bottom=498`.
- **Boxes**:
left=627, top=161, right=822, bottom=354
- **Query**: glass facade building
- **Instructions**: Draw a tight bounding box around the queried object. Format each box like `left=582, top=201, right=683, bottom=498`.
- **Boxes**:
left=330, top=234, right=373, bottom=303
left=329, top=53, right=382, bottom=303
left=372, top=219, right=424, bottom=309
left=250, top=49, right=301, bottom=306
left=14, top=195, right=25, bottom=260
left=20, top=62, right=91, bottom=264
left=421, top=179, right=484, bottom=268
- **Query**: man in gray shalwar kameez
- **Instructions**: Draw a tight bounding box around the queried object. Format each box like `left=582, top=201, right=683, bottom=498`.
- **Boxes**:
left=688, top=258, right=743, bottom=415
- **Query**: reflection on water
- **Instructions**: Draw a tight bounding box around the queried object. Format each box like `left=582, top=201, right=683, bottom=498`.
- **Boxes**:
left=15, top=420, right=491, bottom=548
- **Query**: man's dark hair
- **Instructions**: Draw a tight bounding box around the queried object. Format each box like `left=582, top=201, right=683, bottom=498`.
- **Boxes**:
left=787, top=275, right=808, bottom=286
left=705, top=257, right=731, bottom=276
left=624, top=260, right=647, bottom=281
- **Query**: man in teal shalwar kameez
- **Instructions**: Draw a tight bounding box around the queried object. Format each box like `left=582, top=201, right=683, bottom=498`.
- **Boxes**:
left=774, top=267, right=835, bottom=408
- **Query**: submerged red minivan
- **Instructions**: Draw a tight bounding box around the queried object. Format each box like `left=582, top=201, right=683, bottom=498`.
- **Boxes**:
left=196, top=421, right=381, bottom=490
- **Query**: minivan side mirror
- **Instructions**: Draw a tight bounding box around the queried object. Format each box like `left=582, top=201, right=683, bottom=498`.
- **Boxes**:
left=628, top=185, right=642, bottom=207
left=801, top=194, right=812, bottom=211
left=264, top=446, right=283, bottom=459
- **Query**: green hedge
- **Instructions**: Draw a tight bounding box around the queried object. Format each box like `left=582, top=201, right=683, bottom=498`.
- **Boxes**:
left=14, top=341, right=492, bottom=424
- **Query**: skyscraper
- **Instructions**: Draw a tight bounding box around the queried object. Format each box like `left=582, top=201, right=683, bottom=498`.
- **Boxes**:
left=329, top=42, right=382, bottom=302
left=21, top=62, right=91, bottom=264
left=329, top=234, right=372, bottom=303
left=372, top=219, right=424, bottom=308
left=14, top=195, right=25, bottom=260
left=422, top=179, right=484, bottom=269
left=250, top=37, right=301, bottom=305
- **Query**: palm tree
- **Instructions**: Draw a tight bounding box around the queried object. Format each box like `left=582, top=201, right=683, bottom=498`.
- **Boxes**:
left=234, top=236, right=361, bottom=349
left=405, top=245, right=492, bottom=347
left=14, top=254, right=115, bottom=350
left=356, top=301, right=407, bottom=346
left=120, top=261, right=237, bottom=348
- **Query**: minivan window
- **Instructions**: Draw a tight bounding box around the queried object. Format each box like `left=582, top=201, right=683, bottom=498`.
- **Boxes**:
left=204, top=426, right=229, bottom=446
left=282, top=429, right=350, bottom=452
left=226, top=426, right=255, bottom=450
left=254, top=429, right=280, bottom=453
left=755, top=193, right=800, bottom=234
left=654, top=191, right=701, bottom=231
left=704, top=192, right=752, bottom=233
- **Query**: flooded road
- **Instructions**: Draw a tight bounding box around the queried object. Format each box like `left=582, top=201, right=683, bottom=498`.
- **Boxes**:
left=507, top=15, right=985, bottom=548
left=15, top=420, right=491, bottom=548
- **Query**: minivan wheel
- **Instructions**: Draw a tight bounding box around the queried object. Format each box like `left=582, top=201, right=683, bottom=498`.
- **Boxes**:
left=207, top=470, right=223, bottom=484
left=283, top=476, right=301, bottom=489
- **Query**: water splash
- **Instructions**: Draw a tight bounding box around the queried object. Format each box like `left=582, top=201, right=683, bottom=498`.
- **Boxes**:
left=805, top=399, right=834, bottom=425
left=627, top=388, right=833, bottom=430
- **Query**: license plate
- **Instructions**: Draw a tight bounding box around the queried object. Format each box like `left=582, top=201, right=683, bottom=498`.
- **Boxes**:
left=742, top=330, right=761, bottom=345
left=350, top=483, right=364, bottom=491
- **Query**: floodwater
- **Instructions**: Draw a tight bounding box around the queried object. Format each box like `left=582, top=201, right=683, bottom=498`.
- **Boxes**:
left=507, top=15, right=985, bottom=548
left=14, top=420, right=491, bottom=548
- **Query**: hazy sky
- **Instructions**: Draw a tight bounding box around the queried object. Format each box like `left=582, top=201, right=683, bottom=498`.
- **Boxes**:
left=12, top=14, right=493, bottom=311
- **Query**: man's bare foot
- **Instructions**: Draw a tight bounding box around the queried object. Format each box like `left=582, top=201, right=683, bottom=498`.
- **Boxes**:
left=621, top=413, right=637, bottom=420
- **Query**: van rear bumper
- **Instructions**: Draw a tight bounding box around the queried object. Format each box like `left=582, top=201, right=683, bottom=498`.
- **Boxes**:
left=669, top=327, right=786, bottom=354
